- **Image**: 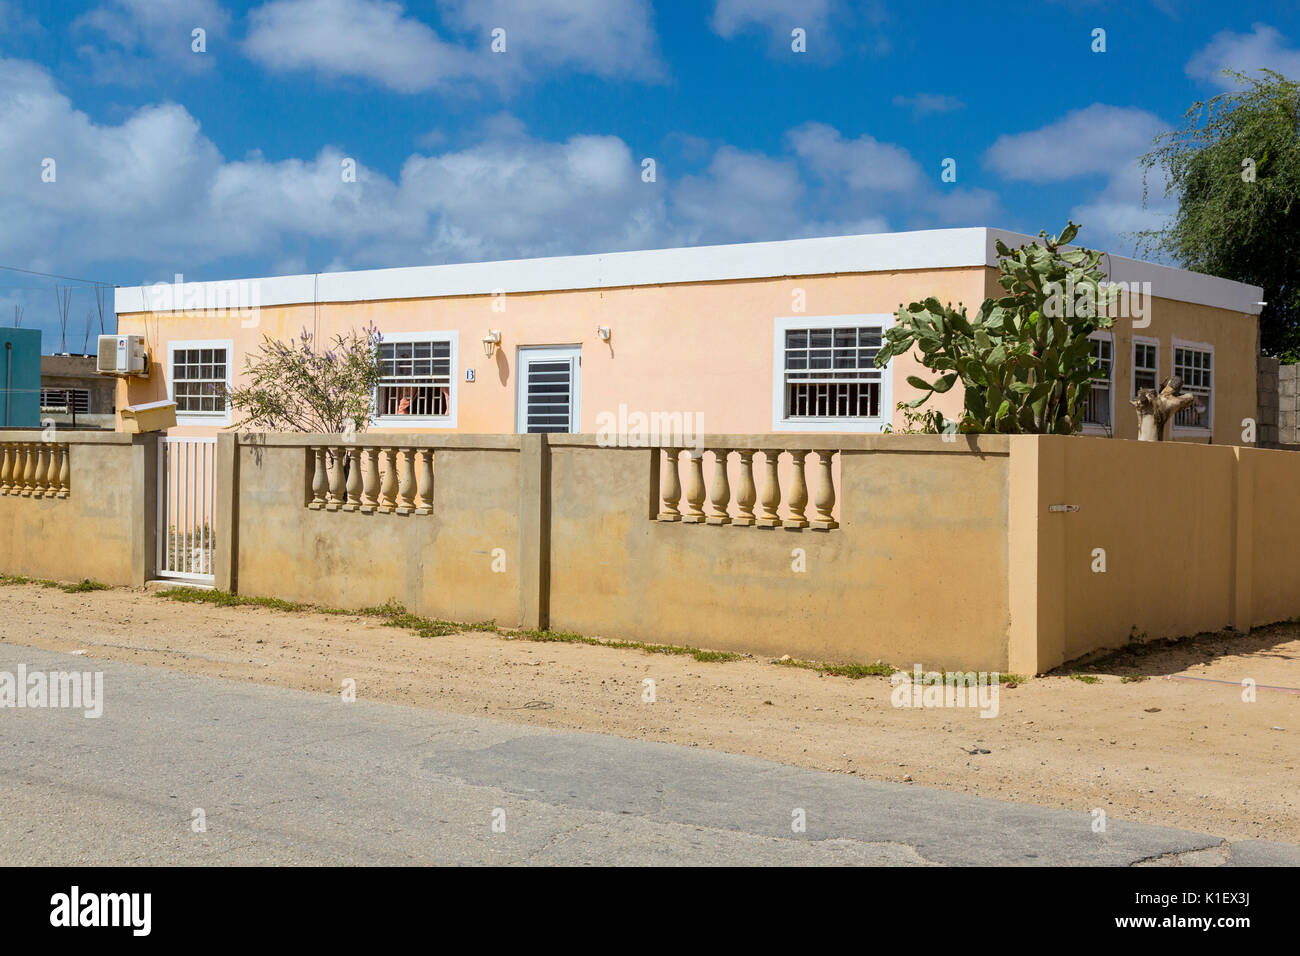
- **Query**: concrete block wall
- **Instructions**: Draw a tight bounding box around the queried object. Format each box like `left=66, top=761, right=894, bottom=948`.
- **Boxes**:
left=1278, top=362, right=1299, bottom=446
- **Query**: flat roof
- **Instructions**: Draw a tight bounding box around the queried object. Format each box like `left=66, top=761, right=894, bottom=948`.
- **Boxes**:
left=113, top=227, right=1265, bottom=316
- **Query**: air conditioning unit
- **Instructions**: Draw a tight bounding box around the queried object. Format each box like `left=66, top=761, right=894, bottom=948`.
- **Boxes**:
left=96, top=334, right=150, bottom=377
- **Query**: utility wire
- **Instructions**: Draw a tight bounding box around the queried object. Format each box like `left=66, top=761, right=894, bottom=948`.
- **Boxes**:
left=0, top=263, right=115, bottom=286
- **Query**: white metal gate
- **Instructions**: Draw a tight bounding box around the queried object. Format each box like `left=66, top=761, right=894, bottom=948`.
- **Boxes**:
left=157, top=437, right=217, bottom=583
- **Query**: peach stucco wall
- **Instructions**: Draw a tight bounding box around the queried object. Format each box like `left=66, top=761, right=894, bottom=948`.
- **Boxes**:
left=115, top=265, right=1256, bottom=442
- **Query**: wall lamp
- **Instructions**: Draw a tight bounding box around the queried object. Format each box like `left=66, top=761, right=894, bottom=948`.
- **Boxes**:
left=482, top=330, right=502, bottom=358
left=596, top=326, right=612, bottom=342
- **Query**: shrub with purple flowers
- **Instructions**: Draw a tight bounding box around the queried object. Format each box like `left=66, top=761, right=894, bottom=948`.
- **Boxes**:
left=229, top=323, right=383, bottom=433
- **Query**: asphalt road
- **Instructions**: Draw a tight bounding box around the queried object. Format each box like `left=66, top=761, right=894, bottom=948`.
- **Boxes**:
left=1, top=643, right=1296, bottom=866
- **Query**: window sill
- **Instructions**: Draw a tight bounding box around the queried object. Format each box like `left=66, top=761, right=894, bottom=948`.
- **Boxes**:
left=175, top=412, right=231, bottom=428
left=372, top=416, right=455, bottom=430
left=774, top=418, right=891, bottom=433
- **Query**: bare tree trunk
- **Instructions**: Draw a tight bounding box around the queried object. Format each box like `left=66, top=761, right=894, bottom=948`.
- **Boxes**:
left=1132, top=376, right=1198, bottom=441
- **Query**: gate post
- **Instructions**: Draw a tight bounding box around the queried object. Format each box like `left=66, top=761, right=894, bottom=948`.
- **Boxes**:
left=214, top=432, right=239, bottom=593
left=132, top=433, right=160, bottom=586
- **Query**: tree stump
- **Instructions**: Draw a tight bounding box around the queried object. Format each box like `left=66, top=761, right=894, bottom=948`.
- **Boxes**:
left=1132, top=376, right=1198, bottom=441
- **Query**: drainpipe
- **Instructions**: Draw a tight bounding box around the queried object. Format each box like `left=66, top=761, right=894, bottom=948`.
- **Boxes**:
left=4, top=342, right=10, bottom=427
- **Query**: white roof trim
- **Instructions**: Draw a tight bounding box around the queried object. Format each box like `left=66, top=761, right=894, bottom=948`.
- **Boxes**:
left=114, top=227, right=1265, bottom=316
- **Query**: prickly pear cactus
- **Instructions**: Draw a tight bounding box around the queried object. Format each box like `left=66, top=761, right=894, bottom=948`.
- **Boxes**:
left=875, top=222, right=1116, bottom=434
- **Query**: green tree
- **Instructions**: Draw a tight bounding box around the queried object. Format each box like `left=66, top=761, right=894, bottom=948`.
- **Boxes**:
left=229, top=324, right=383, bottom=433
left=875, top=223, right=1114, bottom=434
left=1137, top=69, right=1299, bottom=359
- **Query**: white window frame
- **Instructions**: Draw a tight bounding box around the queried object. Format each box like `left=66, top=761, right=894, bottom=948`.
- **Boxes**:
left=1171, top=337, right=1214, bottom=434
left=168, top=338, right=233, bottom=427
left=371, top=330, right=459, bottom=429
left=515, top=345, right=582, bottom=434
left=1131, top=335, right=1160, bottom=399
left=772, top=314, right=894, bottom=433
left=1081, top=330, right=1115, bottom=436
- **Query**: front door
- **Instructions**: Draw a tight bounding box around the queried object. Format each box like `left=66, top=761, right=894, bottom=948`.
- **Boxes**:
left=517, top=347, right=581, bottom=433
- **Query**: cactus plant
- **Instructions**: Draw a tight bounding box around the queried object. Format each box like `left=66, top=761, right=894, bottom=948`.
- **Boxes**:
left=874, top=222, right=1115, bottom=434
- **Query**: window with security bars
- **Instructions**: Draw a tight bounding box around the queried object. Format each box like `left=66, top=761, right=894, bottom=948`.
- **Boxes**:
left=1173, top=345, right=1212, bottom=429
left=172, top=347, right=228, bottom=413
left=1133, top=341, right=1158, bottom=396
left=782, top=326, right=883, bottom=420
left=377, top=339, right=451, bottom=417
left=1083, top=336, right=1112, bottom=427
left=40, top=387, right=90, bottom=413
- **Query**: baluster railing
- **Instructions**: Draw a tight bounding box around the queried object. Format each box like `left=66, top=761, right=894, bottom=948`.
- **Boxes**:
left=734, top=451, right=756, bottom=526
left=786, top=451, right=809, bottom=529
left=22, top=443, right=35, bottom=496
left=56, top=445, right=70, bottom=498
left=682, top=451, right=706, bottom=523
left=309, top=447, right=327, bottom=509
left=0, top=443, right=73, bottom=499
left=706, top=449, right=731, bottom=525
left=326, top=448, right=345, bottom=511
left=658, top=448, right=682, bottom=521
left=811, top=450, right=837, bottom=530
left=361, top=447, right=380, bottom=513
left=32, top=445, right=49, bottom=499
left=343, top=447, right=362, bottom=511
left=13, top=445, right=27, bottom=496
left=396, top=448, right=417, bottom=515
left=415, top=450, right=434, bottom=515
left=757, top=450, right=782, bottom=527
left=379, top=448, right=398, bottom=513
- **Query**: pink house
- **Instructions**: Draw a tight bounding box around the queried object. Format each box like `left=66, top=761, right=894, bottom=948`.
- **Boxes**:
left=112, top=227, right=1264, bottom=445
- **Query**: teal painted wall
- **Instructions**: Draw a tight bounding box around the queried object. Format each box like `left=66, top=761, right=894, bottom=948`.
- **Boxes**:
left=0, top=329, right=41, bottom=428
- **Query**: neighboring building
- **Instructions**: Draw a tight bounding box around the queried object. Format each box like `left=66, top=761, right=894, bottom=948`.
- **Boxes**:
left=0, top=328, right=41, bottom=429
left=111, top=227, right=1265, bottom=444
left=40, top=354, right=117, bottom=430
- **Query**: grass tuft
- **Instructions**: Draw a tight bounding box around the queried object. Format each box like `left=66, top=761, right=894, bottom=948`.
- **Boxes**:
left=154, top=588, right=741, bottom=663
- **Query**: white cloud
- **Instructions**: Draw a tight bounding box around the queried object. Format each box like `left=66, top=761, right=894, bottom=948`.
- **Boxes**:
left=788, top=122, right=923, bottom=194
left=711, top=0, right=837, bottom=40
left=74, top=0, right=231, bottom=79
left=0, top=51, right=1009, bottom=305
left=1186, top=23, right=1300, bottom=89
left=243, top=0, right=478, bottom=93
left=439, top=0, right=664, bottom=81
left=243, top=0, right=662, bottom=92
left=982, top=105, right=1172, bottom=254
left=789, top=122, right=999, bottom=229
left=983, top=104, right=1166, bottom=183
left=0, top=1, right=43, bottom=36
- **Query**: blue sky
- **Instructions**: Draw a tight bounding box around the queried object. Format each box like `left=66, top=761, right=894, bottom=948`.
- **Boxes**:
left=1, top=0, right=1298, bottom=350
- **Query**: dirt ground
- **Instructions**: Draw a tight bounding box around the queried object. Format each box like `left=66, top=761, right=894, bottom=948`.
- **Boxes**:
left=2, top=581, right=1297, bottom=843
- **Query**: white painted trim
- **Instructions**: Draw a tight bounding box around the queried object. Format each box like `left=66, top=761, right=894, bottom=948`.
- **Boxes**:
left=1130, top=334, right=1160, bottom=400
left=1170, top=336, right=1215, bottom=434
left=167, top=338, right=233, bottom=427
left=516, top=345, right=582, bottom=434
left=371, top=330, right=459, bottom=429
left=772, top=314, right=894, bottom=433
left=115, top=228, right=1265, bottom=317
